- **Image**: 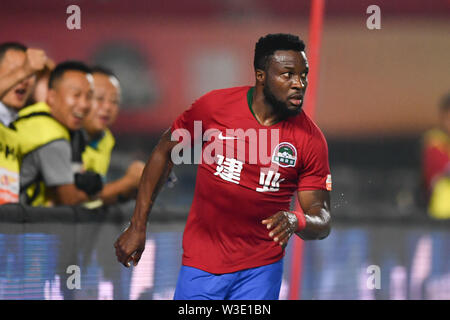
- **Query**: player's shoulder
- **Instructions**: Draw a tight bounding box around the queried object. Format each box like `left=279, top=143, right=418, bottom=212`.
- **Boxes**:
left=289, top=111, right=327, bottom=142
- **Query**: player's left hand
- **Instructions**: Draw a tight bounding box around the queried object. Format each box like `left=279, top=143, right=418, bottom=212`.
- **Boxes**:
left=262, top=211, right=298, bottom=249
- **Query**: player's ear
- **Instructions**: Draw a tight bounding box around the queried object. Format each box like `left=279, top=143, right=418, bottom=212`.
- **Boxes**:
left=255, top=69, right=265, bottom=85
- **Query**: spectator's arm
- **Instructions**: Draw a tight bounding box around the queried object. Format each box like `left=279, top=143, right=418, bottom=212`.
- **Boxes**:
left=100, top=160, right=145, bottom=205
left=48, top=183, right=90, bottom=205
left=0, top=66, right=33, bottom=99
left=0, top=48, right=48, bottom=99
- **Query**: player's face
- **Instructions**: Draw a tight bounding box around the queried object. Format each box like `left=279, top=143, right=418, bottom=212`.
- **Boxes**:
left=0, top=49, right=36, bottom=109
left=48, top=70, right=93, bottom=131
left=263, top=50, right=308, bottom=117
left=84, top=72, right=120, bottom=134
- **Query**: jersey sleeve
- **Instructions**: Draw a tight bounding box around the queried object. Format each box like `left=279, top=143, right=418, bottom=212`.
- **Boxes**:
left=297, top=129, right=331, bottom=191
left=171, top=94, right=210, bottom=147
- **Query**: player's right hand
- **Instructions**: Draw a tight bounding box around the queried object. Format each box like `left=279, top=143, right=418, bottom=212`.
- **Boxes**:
left=23, top=48, right=48, bottom=74
left=114, top=223, right=146, bottom=268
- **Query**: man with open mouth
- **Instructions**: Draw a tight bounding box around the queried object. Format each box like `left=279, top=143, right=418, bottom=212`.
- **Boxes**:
left=0, top=42, right=48, bottom=205
left=13, top=61, right=99, bottom=206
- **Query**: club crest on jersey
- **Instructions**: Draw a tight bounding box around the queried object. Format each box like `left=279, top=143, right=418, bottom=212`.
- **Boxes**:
left=272, top=142, right=297, bottom=167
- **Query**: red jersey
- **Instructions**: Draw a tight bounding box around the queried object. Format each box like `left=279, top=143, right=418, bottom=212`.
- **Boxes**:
left=171, top=86, right=331, bottom=273
left=422, top=128, right=450, bottom=195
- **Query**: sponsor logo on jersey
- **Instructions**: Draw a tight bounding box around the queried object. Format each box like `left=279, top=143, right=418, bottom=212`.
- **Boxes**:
left=272, top=142, right=297, bottom=167
left=218, top=132, right=238, bottom=140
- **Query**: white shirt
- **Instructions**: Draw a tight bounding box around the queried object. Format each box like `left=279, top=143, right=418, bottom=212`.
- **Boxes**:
left=0, top=101, right=18, bottom=126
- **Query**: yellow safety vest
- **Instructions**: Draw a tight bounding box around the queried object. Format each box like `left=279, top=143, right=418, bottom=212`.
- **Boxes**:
left=14, top=102, right=71, bottom=206
left=0, top=123, right=20, bottom=204
left=428, top=176, right=450, bottom=219
left=80, top=129, right=115, bottom=209
left=82, top=128, right=115, bottom=177
left=423, top=128, right=450, bottom=219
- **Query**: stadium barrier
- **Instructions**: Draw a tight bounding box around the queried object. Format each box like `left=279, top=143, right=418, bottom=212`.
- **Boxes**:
left=0, top=204, right=449, bottom=300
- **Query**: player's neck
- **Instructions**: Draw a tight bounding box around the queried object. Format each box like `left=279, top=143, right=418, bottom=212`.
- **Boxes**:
left=252, top=86, right=284, bottom=126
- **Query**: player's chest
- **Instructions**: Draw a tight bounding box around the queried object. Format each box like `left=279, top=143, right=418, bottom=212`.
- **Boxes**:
left=200, top=121, right=302, bottom=192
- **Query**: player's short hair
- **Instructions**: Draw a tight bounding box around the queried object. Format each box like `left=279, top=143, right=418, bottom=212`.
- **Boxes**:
left=254, top=33, right=305, bottom=71
left=0, top=42, right=27, bottom=63
left=48, top=60, right=92, bottom=89
left=440, top=93, right=450, bottom=113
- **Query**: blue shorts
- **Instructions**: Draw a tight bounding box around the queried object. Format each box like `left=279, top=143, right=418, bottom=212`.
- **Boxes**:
left=173, top=259, right=283, bottom=300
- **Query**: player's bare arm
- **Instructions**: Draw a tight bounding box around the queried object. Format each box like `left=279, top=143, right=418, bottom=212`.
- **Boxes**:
left=114, top=128, right=177, bottom=267
left=0, top=48, right=48, bottom=99
left=296, top=190, right=331, bottom=240
left=262, top=189, right=331, bottom=247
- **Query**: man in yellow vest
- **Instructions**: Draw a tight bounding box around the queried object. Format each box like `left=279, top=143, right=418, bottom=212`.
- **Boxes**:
left=82, top=66, right=144, bottom=205
left=0, top=42, right=48, bottom=204
left=14, top=61, right=97, bottom=206
left=422, top=93, right=450, bottom=219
